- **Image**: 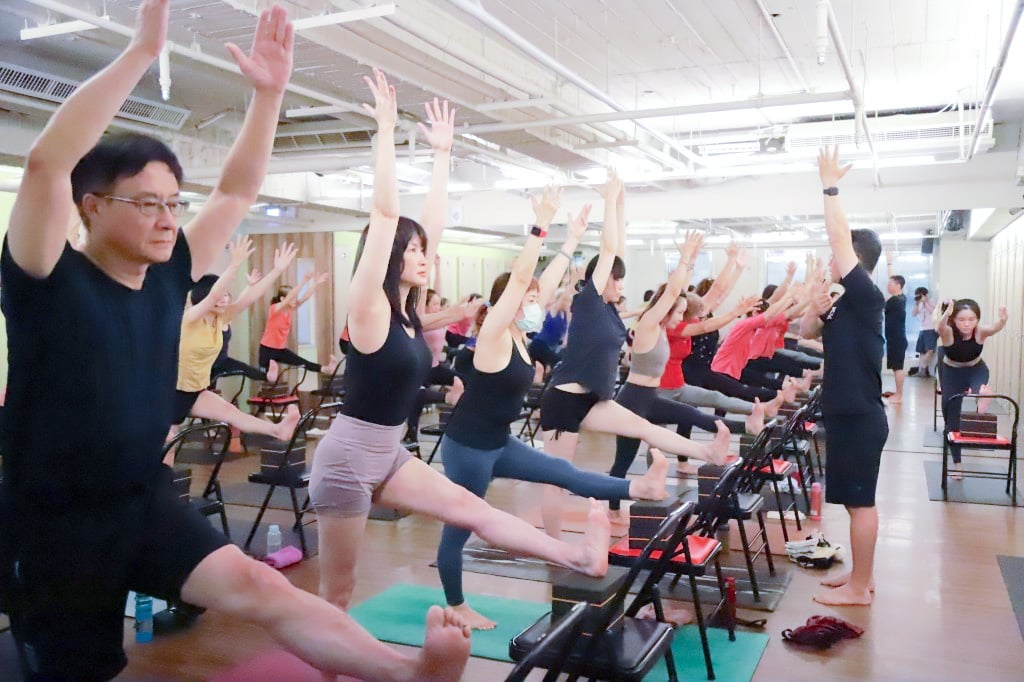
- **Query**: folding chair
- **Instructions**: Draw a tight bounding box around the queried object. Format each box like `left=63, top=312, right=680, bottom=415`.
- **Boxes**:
left=516, top=374, right=551, bottom=446
left=942, top=392, right=1019, bottom=505
left=419, top=404, right=452, bottom=465
left=247, top=366, right=306, bottom=420
left=311, top=358, right=346, bottom=410
left=243, top=403, right=340, bottom=557
left=161, top=421, right=233, bottom=538
left=209, top=369, right=249, bottom=408
left=504, top=602, right=589, bottom=682
left=512, top=503, right=692, bottom=681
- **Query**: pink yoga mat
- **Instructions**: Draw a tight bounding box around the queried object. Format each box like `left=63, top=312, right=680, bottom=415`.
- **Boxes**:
left=209, top=649, right=362, bottom=682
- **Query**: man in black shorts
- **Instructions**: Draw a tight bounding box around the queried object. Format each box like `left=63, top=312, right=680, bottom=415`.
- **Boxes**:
left=800, top=146, right=888, bottom=607
left=0, top=2, right=469, bottom=680
left=883, top=258, right=908, bottom=404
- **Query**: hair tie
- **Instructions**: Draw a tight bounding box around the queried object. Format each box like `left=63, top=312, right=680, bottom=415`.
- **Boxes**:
left=483, top=301, right=492, bottom=308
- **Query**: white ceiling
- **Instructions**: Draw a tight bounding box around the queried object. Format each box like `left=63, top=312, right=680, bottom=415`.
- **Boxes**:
left=0, top=0, right=1022, bottom=247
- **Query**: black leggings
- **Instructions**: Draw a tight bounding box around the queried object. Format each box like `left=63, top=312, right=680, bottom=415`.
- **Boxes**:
left=940, top=360, right=990, bottom=464
left=704, top=370, right=777, bottom=402
left=740, top=366, right=785, bottom=391
left=211, top=356, right=266, bottom=383
left=747, top=353, right=808, bottom=378
left=258, top=344, right=321, bottom=373
left=610, top=383, right=743, bottom=510
left=407, top=364, right=458, bottom=437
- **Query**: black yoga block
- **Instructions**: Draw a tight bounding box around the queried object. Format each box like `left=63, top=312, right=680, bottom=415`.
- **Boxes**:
left=628, top=495, right=684, bottom=550
left=552, top=565, right=630, bottom=633
left=697, top=464, right=728, bottom=502
left=960, top=412, right=998, bottom=439
left=260, top=439, right=306, bottom=478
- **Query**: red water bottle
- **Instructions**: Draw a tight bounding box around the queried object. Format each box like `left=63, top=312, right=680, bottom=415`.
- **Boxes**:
left=724, top=577, right=737, bottom=641
left=810, top=482, right=823, bottom=521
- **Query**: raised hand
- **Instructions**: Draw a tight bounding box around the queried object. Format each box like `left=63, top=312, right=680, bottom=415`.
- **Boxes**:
left=226, top=4, right=294, bottom=96
left=315, top=271, right=330, bottom=286
left=999, top=305, right=1008, bottom=322
left=302, top=269, right=316, bottom=283
left=735, top=246, right=749, bottom=269
left=273, top=242, right=298, bottom=271
left=228, top=234, right=254, bottom=267
left=566, top=204, right=592, bottom=240
left=246, top=268, right=262, bottom=286
left=127, top=0, right=169, bottom=60
left=596, top=169, right=624, bottom=202
left=785, top=261, right=798, bottom=277
left=726, top=242, right=740, bottom=259
left=362, top=68, right=398, bottom=130
left=735, top=294, right=760, bottom=314
left=418, top=98, right=456, bottom=153
left=460, top=297, right=486, bottom=319
left=530, top=186, right=562, bottom=228
left=676, top=230, right=705, bottom=264
left=817, top=145, right=853, bottom=187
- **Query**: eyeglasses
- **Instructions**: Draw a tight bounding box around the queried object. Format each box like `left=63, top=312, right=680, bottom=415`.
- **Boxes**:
left=97, top=194, right=190, bottom=217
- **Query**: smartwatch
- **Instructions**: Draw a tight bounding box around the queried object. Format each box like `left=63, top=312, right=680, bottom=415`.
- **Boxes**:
left=530, top=225, right=547, bottom=238
left=823, top=186, right=839, bottom=196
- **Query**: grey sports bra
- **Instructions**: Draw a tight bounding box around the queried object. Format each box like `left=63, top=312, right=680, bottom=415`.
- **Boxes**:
left=631, top=330, right=670, bottom=377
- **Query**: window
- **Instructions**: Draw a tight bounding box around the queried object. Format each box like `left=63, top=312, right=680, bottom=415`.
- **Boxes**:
left=764, top=249, right=809, bottom=290
left=664, top=250, right=712, bottom=287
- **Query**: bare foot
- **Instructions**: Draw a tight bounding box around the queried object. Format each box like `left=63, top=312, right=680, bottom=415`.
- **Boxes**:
left=813, top=584, right=873, bottom=606
left=676, top=460, right=700, bottom=476
left=888, top=395, right=903, bottom=405
left=764, top=394, right=784, bottom=418
left=266, top=359, right=280, bottom=384
left=794, top=375, right=812, bottom=392
left=782, top=380, right=798, bottom=404
left=703, top=420, right=732, bottom=466
left=978, top=384, right=993, bottom=413
left=630, top=448, right=668, bottom=500
left=414, top=606, right=471, bottom=682
left=570, top=499, right=610, bottom=578
left=322, top=354, right=340, bottom=375
left=820, top=572, right=875, bottom=591
left=746, top=398, right=766, bottom=435
left=607, top=506, right=629, bottom=526
left=452, top=602, right=497, bottom=631
left=274, top=404, right=300, bottom=441
left=637, top=602, right=695, bottom=626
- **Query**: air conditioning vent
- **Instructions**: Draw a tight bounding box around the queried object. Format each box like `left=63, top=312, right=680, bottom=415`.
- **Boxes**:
left=785, top=111, right=993, bottom=154
left=0, top=62, right=190, bottom=130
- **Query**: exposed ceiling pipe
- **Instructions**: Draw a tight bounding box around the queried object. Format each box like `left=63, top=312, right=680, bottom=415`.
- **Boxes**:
left=752, top=0, right=810, bottom=92
left=444, top=0, right=711, bottom=170
left=824, top=0, right=880, bottom=186
left=20, top=0, right=366, bottom=116
left=967, top=0, right=1024, bottom=159
left=461, top=91, right=849, bottom=135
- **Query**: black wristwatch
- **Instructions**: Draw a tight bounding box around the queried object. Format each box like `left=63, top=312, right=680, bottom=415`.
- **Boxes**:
left=530, top=225, right=547, bottom=238
left=823, top=186, right=839, bottom=196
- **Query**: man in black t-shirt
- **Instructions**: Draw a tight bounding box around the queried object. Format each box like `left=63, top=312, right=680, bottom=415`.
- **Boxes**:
left=883, top=260, right=908, bottom=404
left=0, top=2, right=469, bottom=681
left=800, top=147, right=888, bottom=607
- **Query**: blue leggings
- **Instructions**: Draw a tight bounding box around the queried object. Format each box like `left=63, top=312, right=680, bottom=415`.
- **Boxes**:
left=436, top=435, right=631, bottom=606
left=940, top=360, right=990, bottom=464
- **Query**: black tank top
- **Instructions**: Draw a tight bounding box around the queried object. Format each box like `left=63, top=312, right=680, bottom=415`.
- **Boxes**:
left=446, top=343, right=535, bottom=450
left=342, top=315, right=432, bottom=426
left=945, top=331, right=984, bottom=363
left=214, top=326, right=232, bottom=367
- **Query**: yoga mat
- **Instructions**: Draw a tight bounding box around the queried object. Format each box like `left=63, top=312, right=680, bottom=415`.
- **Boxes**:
left=922, top=430, right=944, bottom=449
left=922, top=460, right=1019, bottom=507
left=646, top=625, right=769, bottom=682
left=445, top=542, right=792, bottom=612
left=348, top=583, right=549, bottom=662
left=997, top=555, right=1024, bottom=642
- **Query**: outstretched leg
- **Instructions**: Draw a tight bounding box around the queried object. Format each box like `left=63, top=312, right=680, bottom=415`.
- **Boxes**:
left=191, top=390, right=299, bottom=441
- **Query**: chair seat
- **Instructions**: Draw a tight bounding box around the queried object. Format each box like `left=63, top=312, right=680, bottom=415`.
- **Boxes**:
left=247, top=395, right=299, bottom=405
left=190, top=497, right=223, bottom=516
left=509, top=611, right=674, bottom=681
left=419, top=426, right=445, bottom=437
left=609, top=534, right=720, bottom=567
left=760, top=458, right=795, bottom=476
left=248, top=468, right=311, bottom=487
left=948, top=431, right=1012, bottom=447
left=680, top=488, right=763, bottom=517
left=802, top=421, right=818, bottom=433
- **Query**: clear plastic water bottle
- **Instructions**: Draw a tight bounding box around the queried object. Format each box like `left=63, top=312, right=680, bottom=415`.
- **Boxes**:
left=135, top=593, right=153, bottom=643
left=266, top=524, right=282, bottom=556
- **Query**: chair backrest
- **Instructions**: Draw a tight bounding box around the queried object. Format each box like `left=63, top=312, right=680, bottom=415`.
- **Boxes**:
left=504, top=602, right=589, bottom=682
left=689, top=462, right=744, bottom=537
left=946, top=392, right=1021, bottom=439
left=736, top=422, right=779, bottom=493
left=318, top=357, right=347, bottom=394
left=262, top=402, right=341, bottom=482
left=598, top=501, right=695, bottom=629
left=161, top=421, right=232, bottom=498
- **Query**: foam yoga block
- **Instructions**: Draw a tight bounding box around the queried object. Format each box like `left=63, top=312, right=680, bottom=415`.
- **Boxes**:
left=628, top=494, right=685, bottom=550
left=551, top=565, right=631, bottom=635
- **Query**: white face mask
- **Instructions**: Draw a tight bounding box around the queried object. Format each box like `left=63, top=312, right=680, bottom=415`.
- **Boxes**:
left=516, top=303, right=544, bottom=332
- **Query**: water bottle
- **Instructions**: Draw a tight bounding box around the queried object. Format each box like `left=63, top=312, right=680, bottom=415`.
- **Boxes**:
left=266, top=524, right=282, bottom=556
left=809, top=482, right=823, bottom=521
left=135, top=593, right=153, bottom=643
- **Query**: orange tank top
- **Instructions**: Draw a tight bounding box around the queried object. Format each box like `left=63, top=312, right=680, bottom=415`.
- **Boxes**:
left=260, top=304, right=292, bottom=348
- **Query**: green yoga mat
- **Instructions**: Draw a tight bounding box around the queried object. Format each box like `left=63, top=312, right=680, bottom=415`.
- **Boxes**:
left=348, top=583, right=548, bottom=662
left=348, top=583, right=769, bottom=681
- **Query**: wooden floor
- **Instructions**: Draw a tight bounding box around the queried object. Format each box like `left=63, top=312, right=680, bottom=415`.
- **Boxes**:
left=120, top=376, right=1024, bottom=681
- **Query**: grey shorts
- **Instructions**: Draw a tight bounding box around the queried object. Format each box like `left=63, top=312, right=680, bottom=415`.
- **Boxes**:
left=310, top=413, right=414, bottom=517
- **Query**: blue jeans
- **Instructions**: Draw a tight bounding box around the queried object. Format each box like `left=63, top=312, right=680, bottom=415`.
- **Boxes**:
left=436, top=435, right=630, bottom=605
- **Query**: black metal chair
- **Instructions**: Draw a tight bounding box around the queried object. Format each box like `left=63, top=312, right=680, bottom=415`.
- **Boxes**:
left=504, top=602, right=589, bottom=682
left=209, top=368, right=249, bottom=408
left=247, top=366, right=306, bottom=420
left=511, top=503, right=693, bottom=682
left=419, top=404, right=453, bottom=465
left=517, top=374, right=552, bottom=446
left=311, top=358, right=346, bottom=409
left=161, top=421, right=233, bottom=538
left=942, top=392, right=1019, bottom=505
left=243, top=403, right=340, bottom=557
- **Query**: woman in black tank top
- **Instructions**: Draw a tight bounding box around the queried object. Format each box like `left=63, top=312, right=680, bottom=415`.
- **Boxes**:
left=436, top=190, right=670, bottom=630
left=936, top=298, right=1008, bottom=475
left=311, top=72, right=612, bottom=623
